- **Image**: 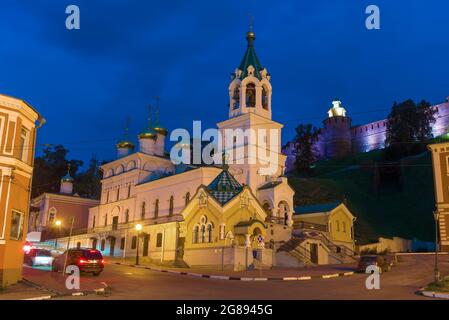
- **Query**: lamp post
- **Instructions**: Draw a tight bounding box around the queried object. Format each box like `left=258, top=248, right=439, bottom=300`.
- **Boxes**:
left=62, top=217, right=75, bottom=275
left=433, top=210, right=440, bottom=283
left=54, top=220, right=62, bottom=250
left=135, top=224, right=142, bottom=265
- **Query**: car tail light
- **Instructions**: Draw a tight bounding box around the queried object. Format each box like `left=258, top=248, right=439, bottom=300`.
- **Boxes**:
left=78, top=259, right=87, bottom=264
left=101, top=259, right=105, bottom=264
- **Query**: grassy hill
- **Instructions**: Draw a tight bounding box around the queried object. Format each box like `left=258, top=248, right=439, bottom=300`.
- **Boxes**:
left=288, top=149, right=436, bottom=244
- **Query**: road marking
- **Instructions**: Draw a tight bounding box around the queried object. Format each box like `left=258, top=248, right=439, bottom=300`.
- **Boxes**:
left=283, top=277, right=298, bottom=281
left=322, top=273, right=339, bottom=279
left=298, top=276, right=312, bottom=280
left=22, top=295, right=52, bottom=300
left=343, top=272, right=354, bottom=276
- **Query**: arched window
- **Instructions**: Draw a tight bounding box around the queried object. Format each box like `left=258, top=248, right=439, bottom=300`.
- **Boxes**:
left=169, top=196, right=174, bottom=216
left=101, top=239, right=106, bottom=251
left=48, top=207, right=57, bottom=224
left=185, top=192, right=190, bottom=207
left=124, top=209, right=129, bottom=223
left=263, top=202, right=272, bottom=219
left=200, top=225, right=206, bottom=243
left=154, top=199, right=159, bottom=218
left=193, top=225, right=199, bottom=244
left=141, top=202, right=146, bottom=220
left=246, top=83, right=256, bottom=107
left=207, top=224, right=213, bottom=243
left=233, top=86, right=240, bottom=109
left=278, top=201, right=289, bottom=225
left=262, top=86, right=269, bottom=110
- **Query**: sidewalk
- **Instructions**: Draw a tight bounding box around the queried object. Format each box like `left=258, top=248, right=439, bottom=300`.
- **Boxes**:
left=0, top=281, right=48, bottom=300
left=106, top=257, right=357, bottom=281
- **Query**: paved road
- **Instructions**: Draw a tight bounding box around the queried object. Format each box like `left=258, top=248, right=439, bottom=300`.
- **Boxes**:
left=22, top=254, right=449, bottom=300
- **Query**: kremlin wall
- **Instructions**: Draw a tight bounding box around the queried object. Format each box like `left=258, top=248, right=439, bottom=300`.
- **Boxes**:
left=283, top=97, right=449, bottom=172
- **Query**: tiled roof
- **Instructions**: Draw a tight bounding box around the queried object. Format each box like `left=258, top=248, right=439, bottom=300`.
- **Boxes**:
left=294, top=203, right=340, bottom=215
left=238, top=32, right=264, bottom=80
left=207, top=169, right=243, bottom=205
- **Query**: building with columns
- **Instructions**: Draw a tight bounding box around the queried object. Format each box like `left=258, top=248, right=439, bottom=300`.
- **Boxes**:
left=428, top=142, right=449, bottom=252
left=0, top=93, right=43, bottom=287
left=54, top=29, right=355, bottom=269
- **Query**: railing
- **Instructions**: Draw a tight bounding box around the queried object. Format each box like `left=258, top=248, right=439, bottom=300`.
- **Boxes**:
left=294, top=221, right=328, bottom=232
left=267, top=216, right=287, bottom=225
left=277, top=238, right=315, bottom=265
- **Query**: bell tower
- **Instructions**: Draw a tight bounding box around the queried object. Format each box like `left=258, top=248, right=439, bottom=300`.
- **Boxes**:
left=228, top=24, right=272, bottom=120
left=218, top=25, right=285, bottom=191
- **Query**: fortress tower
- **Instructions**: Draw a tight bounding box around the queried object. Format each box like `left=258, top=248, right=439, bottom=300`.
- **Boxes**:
left=322, top=100, right=352, bottom=159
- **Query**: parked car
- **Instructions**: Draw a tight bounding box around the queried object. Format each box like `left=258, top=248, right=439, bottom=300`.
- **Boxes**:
left=356, top=255, right=391, bottom=273
left=24, top=248, right=53, bottom=267
left=52, top=248, right=104, bottom=276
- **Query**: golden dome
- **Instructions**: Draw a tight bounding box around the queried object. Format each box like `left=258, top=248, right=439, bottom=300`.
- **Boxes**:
left=138, top=132, right=156, bottom=140
left=153, top=127, right=168, bottom=136
left=116, top=141, right=135, bottom=149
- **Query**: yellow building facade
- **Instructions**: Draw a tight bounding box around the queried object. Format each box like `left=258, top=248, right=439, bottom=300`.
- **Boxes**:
left=0, top=94, right=43, bottom=287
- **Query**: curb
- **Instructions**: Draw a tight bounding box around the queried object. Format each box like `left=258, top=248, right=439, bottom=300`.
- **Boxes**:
left=21, top=278, right=109, bottom=300
left=417, top=287, right=449, bottom=299
left=114, top=262, right=355, bottom=281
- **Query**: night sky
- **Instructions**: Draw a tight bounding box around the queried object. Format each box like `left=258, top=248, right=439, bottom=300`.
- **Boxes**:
left=1, top=0, right=448, bottom=166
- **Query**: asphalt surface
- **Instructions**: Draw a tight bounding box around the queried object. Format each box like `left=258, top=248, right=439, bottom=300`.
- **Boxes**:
left=21, top=254, right=449, bottom=300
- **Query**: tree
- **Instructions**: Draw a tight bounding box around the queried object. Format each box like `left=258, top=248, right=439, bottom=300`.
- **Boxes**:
left=293, top=124, right=321, bottom=175
left=32, top=145, right=83, bottom=198
left=385, top=99, right=436, bottom=159
left=74, top=155, right=102, bottom=199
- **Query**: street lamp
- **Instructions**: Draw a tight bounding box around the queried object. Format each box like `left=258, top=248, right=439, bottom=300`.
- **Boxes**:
left=54, top=220, right=62, bottom=250
left=433, top=210, right=440, bottom=283
left=135, top=224, right=142, bottom=265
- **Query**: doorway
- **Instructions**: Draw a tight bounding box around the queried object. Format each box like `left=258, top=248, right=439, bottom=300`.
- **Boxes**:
left=143, top=234, right=150, bottom=257
left=109, top=237, right=116, bottom=257
left=310, top=243, right=318, bottom=264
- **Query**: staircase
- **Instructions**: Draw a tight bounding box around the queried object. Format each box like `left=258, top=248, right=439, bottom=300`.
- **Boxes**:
left=276, top=237, right=315, bottom=265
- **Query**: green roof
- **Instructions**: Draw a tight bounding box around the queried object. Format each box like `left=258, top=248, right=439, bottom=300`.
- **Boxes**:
left=238, top=31, right=264, bottom=80
left=207, top=169, right=243, bottom=205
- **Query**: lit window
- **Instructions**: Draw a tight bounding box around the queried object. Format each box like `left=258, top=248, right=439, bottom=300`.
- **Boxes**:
left=156, top=233, right=163, bottom=247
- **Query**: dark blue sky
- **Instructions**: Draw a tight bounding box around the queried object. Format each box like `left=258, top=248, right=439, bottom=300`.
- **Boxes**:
left=1, top=0, right=448, bottom=165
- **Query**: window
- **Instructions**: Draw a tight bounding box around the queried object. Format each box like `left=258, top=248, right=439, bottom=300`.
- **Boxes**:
left=104, top=214, right=108, bottom=227
left=120, top=237, right=125, bottom=250
left=262, top=86, right=269, bottom=110
left=10, top=210, right=24, bottom=240
left=19, top=128, right=29, bottom=162
left=336, top=220, right=340, bottom=232
left=92, top=239, right=98, bottom=249
left=169, top=196, right=174, bottom=216
left=154, top=199, right=159, bottom=218
left=76, top=242, right=81, bottom=249
left=112, top=216, right=119, bottom=231
left=131, top=236, right=137, bottom=249
left=200, top=225, right=206, bottom=243
left=233, top=86, right=240, bottom=109
left=342, top=221, right=346, bottom=233
left=246, top=83, right=256, bottom=107
left=101, top=239, right=105, bottom=251
left=207, top=224, right=213, bottom=243
left=127, top=185, right=131, bottom=198
left=141, top=202, right=146, bottom=219
left=106, top=190, right=110, bottom=203
left=185, top=192, right=190, bottom=207
left=124, top=210, right=129, bottom=223
left=156, top=233, right=163, bottom=247
left=48, top=207, right=57, bottom=224
left=193, top=225, right=199, bottom=244
left=92, top=216, right=96, bottom=228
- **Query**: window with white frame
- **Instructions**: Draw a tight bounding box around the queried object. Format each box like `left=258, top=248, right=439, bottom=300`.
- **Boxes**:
left=19, top=127, right=29, bottom=163
left=10, top=210, right=24, bottom=240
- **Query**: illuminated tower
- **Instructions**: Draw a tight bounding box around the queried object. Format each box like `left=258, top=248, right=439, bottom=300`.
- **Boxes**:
left=322, top=99, right=352, bottom=159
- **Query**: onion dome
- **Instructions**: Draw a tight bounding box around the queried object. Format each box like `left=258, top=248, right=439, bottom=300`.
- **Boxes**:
left=116, top=141, right=135, bottom=149
left=138, top=129, right=157, bottom=140
left=152, top=126, right=168, bottom=136
left=61, top=165, right=74, bottom=183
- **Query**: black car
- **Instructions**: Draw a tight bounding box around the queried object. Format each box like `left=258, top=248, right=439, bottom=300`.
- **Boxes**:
left=52, top=248, right=104, bottom=276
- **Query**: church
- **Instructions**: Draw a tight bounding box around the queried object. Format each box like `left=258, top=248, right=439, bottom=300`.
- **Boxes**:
left=53, top=28, right=356, bottom=270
